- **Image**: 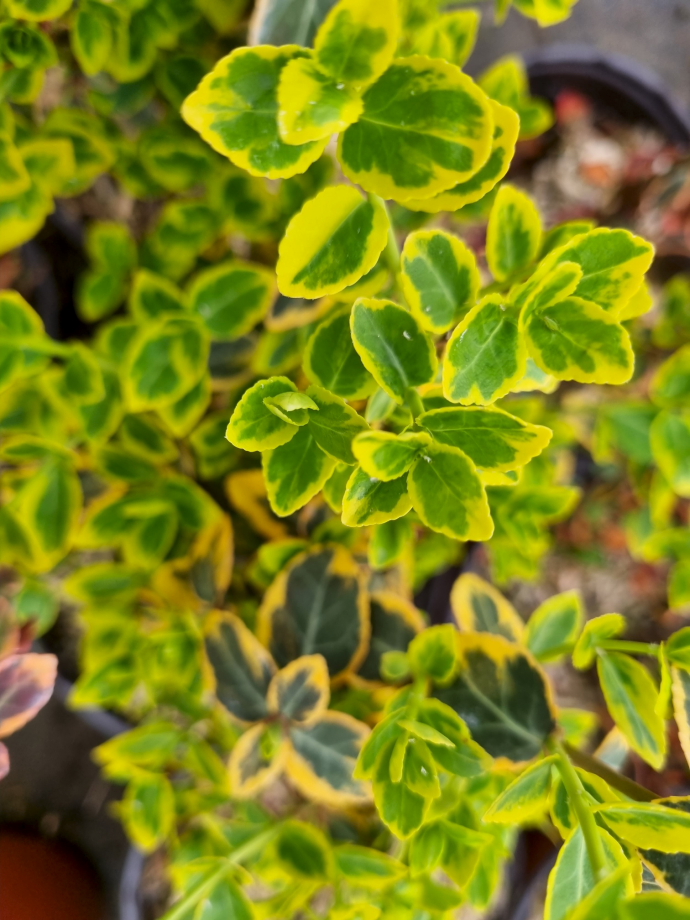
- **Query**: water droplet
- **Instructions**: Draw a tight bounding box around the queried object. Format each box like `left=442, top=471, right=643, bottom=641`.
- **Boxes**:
left=402, top=330, right=411, bottom=340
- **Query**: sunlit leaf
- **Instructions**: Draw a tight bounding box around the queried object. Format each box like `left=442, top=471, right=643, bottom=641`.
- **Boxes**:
left=277, top=185, right=389, bottom=299
left=338, top=55, right=494, bottom=202
left=401, top=229, right=480, bottom=334
left=182, top=45, right=329, bottom=178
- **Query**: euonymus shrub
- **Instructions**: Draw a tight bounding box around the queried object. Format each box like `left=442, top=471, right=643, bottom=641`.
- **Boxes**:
left=3, top=0, right=689, bottom=917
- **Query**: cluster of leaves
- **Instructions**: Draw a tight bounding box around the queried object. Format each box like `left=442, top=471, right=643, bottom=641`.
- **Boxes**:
left=0, top=592, right=57, bottom=779
left=581, top=274, right=690, bottom=613
left=7, top=0, right=690, bottom=918
left=89, top=569, right=690, bottom=920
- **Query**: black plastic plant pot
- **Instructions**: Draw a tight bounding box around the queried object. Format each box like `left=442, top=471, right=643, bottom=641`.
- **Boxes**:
left=525, top=43, right=690, bottom=146
left=0, top=674, right=144, bottom=920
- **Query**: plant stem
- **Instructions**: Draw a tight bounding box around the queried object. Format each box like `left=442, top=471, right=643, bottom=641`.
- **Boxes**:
left=548, top=738, right=608, bottom=881
left=160, top=826, right=279, bottom=920
left=597, top=640, right=660, bottom=657
left=404, top=387, right=425, bottom=422
left=563, top=742, right=656, bottom=803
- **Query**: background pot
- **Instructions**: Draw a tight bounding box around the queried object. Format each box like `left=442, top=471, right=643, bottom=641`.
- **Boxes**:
left=0, top=674, right=143, bottom=920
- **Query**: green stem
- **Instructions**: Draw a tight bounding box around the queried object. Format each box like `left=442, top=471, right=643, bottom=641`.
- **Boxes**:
left=404, top=387, right=425, bottom=422
left=597, top=640, right=659, bottom=657
left=548, top=739, right=608, bottom=881
left=563, top=742, right=656, bottom=803
left=160, top=826, right=279, bottom=920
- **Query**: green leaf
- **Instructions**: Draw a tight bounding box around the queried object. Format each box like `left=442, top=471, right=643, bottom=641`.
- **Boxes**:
left=64, top=344, right=106, bottom=405
left=65, top=563, right=146, bottom=606
left=17, top=459, right=82, bottom=571
left=595, top=801, right=690, bottom=853
left=267, top=654, right=330, bottom=725
left=525, top=591, right=585, bottom=662
left=350, top=297, right=437, bottom=403
left=322, top=461, right=353, bottom=514
left=122, top=772, right=175, bottom=853
left=410, top=9, right=479, bottom=68
left=123, top=506, right=178, bottom=568
left=277, top=185, right=389, bottom=299
left=373, top=753, right=428, bottom=839
left=353, top=430, right=428, bottom=481
left=94, top=445, right=159, bottom=484
left=403, top=99, right=520, bottom=214
left=540, top=220, right=596, bottom=257
left=0, top=136, right=30, bottom=202
left=226, top=377, right=300, bottom=452
left=407, top=441, right=493, bottom=541
left=368, top=516, right=413, bottom=569
left=205, top=613, right=276, bottom=723
left=228, top=723, right=286, bottom=798
left=639, top=798, right=690, bottom=897
left=341, top=466, right=412, bottom=526
left=6, top=0, right=73, bottom=20
left=338, top=56, right=494, bottom=202
left=484, top=755, right=556, bottom=823
left=450, top=571, right=525, bottom=642
left=435, top=633, right=556, bottom=761
left=572, top=613, right=626, bottom=670
left=43, top=108, right=114, bottom=197
left=277, top=54, right=364, bottom=144
left=443, top=296, right=525, bottom=405
left=182, top=46, right=329, bottom=178
left=305, top=384, right=369, bottom=464
left=287, top=711, right=371, bottom=807
left=195, top=877, right=254, bottom=920
left=651, top=411, right=690, bottom=498
left=401, top=229, right=480, bottom=334
left=314, top=0, right=398, bottom=91
left=538, top=227, right=655, bottom=315
left=622, top=893, right=690, bottom=920
left=258, top=545, right=368, bottom=677
left=119, top=414, right=178, bottom=466
left=276, top=820, right=334, bottom=879
left=486, top=184, right=542, bottom=281
left=72, top=3, right=114, bottom=76
left=263, top=390, right=318, bottom=426
left=355, top=708, right=405, bottom=780
left=565, top=864, right=631, bottom=920
left=85, top=219, right=136, bottom=276
left=303, top=306, right=377, bottom=400
left=667, top=628, right=690, bottom=670
left=0, top=176, right=53, bottom=257
left=651, top=346, right=690, bottom=409
left=334, top=844, right=406, bottom=889
left=419, top=405, right=551, bottom=471
left=263, top=424, right=336, bottom=516
left=249, top=0, right=338, bottom=45
left=408, top=625, right=459, bottom=684
left=544, top=826, right=629, bottom=920
left=123, top=317, right=208, bottom=412
left=479, top=54, right=554, bottom=141
left=158, top=375, right=211, bottom=440
left=14, top=577, right=58, bottom=635
left=128, top=270, right=187, bottom=321
left=524, top=296, right=634, bottom=385
left=189, top=260, right=276, bottom=340
left=79, top=368, right=123, bottom=444
left=77, top=269, right=127, bottom=323
left=597, top=652, right=667, bottom=771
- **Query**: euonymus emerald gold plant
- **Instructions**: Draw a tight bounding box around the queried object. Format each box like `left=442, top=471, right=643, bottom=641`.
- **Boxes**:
left=2, top=0, right=690, bottom=917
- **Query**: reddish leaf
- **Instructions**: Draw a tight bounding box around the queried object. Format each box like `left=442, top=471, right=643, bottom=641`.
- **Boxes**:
left=0, top=653, right=57, bottom=739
